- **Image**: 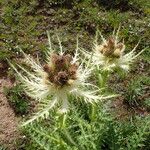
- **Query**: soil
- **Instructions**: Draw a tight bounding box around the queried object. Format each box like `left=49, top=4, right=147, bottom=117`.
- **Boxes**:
left=111, top=97, right=149, bottom=121
left=0, top=73, right=19, bottom=149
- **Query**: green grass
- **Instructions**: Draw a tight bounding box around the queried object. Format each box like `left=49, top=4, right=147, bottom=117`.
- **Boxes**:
left=124, top=76, right=150, bottom=107
left=4, top=84, right=29, bottom=115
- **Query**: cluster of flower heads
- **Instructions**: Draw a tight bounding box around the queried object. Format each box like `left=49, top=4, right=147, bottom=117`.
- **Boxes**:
left=11, top=29, right=145, bottom=125
left=88, top=27, right=145, bottom=72
left=43, top=53, right=78, bottom=87
left=96, top=36, right=125, bottom=58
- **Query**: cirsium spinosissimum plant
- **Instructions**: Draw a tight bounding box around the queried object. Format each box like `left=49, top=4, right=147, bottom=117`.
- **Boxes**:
left=82, top=27, right=146, bottom=73
left=10, top=32, right=115, bottom=126
left=8, top=28, right=149, bottom=149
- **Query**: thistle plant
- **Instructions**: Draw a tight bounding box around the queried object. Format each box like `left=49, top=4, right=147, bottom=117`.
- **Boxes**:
left=81, top=27, right=146, bottom=90
left=88, top=27, right=146, bottom=72
left=10, top=32, right=114, bottom=126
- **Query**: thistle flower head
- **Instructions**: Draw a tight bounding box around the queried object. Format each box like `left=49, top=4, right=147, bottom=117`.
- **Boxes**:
left=96, top=36, right=125, bottom=58
left=91, top=27, right=146, bottom=72
left=10, top=33, right=114, bottom=126
left=43, top=53, right=78, bottom=87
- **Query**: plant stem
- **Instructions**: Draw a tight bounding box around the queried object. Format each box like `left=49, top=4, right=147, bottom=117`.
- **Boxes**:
left=62, top=129, right=77, bottom=146
left=102, top=70, right=109, bottom=88
left=97, top=70, right=110, bottom=93
left=60, top=113, right=66, bottom=129
left=59, top=114, right=78, bottom=147
left=90, top=103, right=97, bottom=122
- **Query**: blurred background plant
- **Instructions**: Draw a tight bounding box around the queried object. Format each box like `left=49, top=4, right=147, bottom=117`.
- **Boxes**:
left=0, top=146, right=6, bottom=150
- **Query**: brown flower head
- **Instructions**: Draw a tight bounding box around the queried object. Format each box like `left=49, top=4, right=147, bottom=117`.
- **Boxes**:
left=90, top=27, right=146, bottom=72
left=43, top=53, right=79, bottom=87
left=98, top=36, right=125, bottom=58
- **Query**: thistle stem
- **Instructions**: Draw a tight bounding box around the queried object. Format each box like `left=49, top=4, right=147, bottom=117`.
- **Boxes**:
left=90, top=103, right=97, bottom=122
left=59, top=114, right=77, bottom=147
left=60, top=113, right=66, bottom=129
left=97, top=69, right=109, bottom=93
left=102, top=70, right=109, bottom=88
left=62, top=129, right=77, bottom=146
